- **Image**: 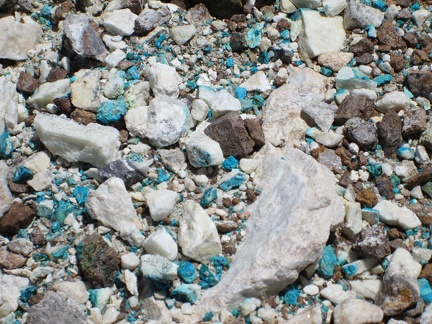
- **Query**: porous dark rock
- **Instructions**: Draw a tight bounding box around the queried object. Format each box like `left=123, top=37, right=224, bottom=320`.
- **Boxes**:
left=46, top=67, right=68, bottom=83
left=352, top=224, right=391, bottom=259
left=377, top=110, right=403, bottom=157
left=349, top=38, right=374, bottom=55
left=17, top=71, right=39, bottom=94
left=377, top=20, right=407, bottom=50
left=355, top=187, right=378, bottom=208
left=406, top=71, right=432, bottom=99
left=375, top=174, right=395, bottom=200
left=98, top=159, right=147, bottom=189
left=343, top=117, right=377, bottom=150
left=334, top=94, right=374, bottom=125
left=403, top=107, right=427, bottom=138
left=230, top=33, right=248, bottom=52
left=0, top=202, right=36, bottom=236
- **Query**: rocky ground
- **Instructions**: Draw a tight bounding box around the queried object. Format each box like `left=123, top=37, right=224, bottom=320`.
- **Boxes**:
left=2, top=0, right=432, bottom=323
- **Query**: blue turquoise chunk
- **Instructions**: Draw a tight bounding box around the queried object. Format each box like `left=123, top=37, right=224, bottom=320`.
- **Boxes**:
left=0, top=131, right=14, bottom=158
left=178, top=261, right=197, bottom=284
left=317, top=245, right=338, bottom=279
left=222, top=156, right=239, bottom=171
left=171, top=284, right=201, bottom=304
left=200, top=188, right=218, bottom=207
left=219, top=173, right=246, bottom=191
left=12, top=166, right=34, bottom=184
left=96, top=99, right=127, bottom=124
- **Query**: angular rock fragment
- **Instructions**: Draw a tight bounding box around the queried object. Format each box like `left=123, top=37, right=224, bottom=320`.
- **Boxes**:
left=140, top=254, right=178, bottom=282
left=0, top=76, right=19, bottom=133
left=98, top=159, right=148, bottom=189
left=344, top=117, right=377, bottom=150
left=406, top=165, right=432, bottom=190
left=27, top=79, right=71, bottom=110
left=34, top=113, right=120, bottom=168
left=334, top=94, right=374, bottom=125
left=406, top=71, right=432, bottom=99
left=70, top=69, right=102, bottom=112
left=239, top=71, right=272, bottom=93
left=103, top=9, right=137, bottom=36
left=0, top=274, right=29, bottom=318
left=170, top=25, right=197, bottom=46
left=135, top=8, right=172, bottom=33
left=344, top=0, right=384, bottom=29
left=374, top=200, right=421, bottom=230
left=143, top=227, right=178, bottom=260
left=198, top=87, right=242, bottom=118
left=17, top=72, right=39, bottom=95
left=377, top=20, right=407, bottom=50
left=376, top=91, right=410, bottom=113
left=352, top=224, right=391, bottom=259
left=185, top=132, right=224, bottom=168
left=0, top=247, right=27, bottom=269
left=0, top=202, right=35, bottom=236
left=146, top=189, right=178, bottom=221
left=147, top=63, right=180, bottom=98
left=378, top=110, right=403, bottom=156
left=333, top=299, right=384, bottom=324
left=317, top=51, right=353, bottom=72
left=403, top=107, right=427, bottom=137
left=0, top=161, right=13, bottom=218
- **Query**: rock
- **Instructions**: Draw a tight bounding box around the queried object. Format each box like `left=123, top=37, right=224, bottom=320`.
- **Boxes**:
left=334, top=94, right=374, bottom=125
left=0, top=274, right=29, bottom=318
left=159, top=149, right=186, bottom=173
left=146, top=189, right=178, bottom=221
left=378, top=110, right=403, bottom=157
left=125, top=106, right=148, bottom=138
left=352, top=224, right=391, bottom=259
left=147, top=63, right=180, bottom=98
left=140, top=254, right=178, bottom=282
left=0, top=202, right=36, bottom=236
left=344, top=117, right=377, bottom=150
left=123, top=81, right=150, bottom=109
left=179, top=200, right=222, bottom=263
left=170, top=24, right=197, bottom=45
left=376, top=91, right=410, bottom=113
left=344, top=0, right=384, bottom=29
left=71, top=109, right=96, bottom=125
left=8, top=238, right=33, bottom=256
left=377, top=20, right=407, bottom=50
left=28, top=79, right=71, bottom=110
left=403, top=107, right=427, bottom=137
left=64, top=14, right=108, bottom=61
left=17, top=72, right=39, bottom=94
left=374, top=200, right=421, bottom=230
left=349, top=279, right=382, bottom=301
left=198, top=87, right=242, bottom=118
left=320, top=283, right=356, bottom=304
left=34, top=113, right=120, bottom=168
left=146, top=95, right=189, bottom=148
left=104, top=49, right=127, bottom=69
left=239, top=298, right=261, bottom=317
left=52, top=281, right=89, bottom=304
left=172, top=284, right=202, bottom=304
left=143, top=227, right=178, bottom=260
left=350, top=38, right=374, bottom=55
left=98, top=159, right=148, bottom=188
left=0, top=247, right=26, bottom=269
left=0, top=161, right=13, bottom=218
left=198, top=145, right=344, bottom=310
left=230, top=32, right=248, bottom=52
left=336, top=67, right=377, bottom=90
left=322, top=0, right=347, bottom=17
left=77, top=233, right=120, bottom=288
left=191, top=99, right=209, bottom=122
left=0, top=16, right=42, bottom=60
left=239, top=71, right=272, bottom=93
left=333, top=298, right=384, bottom=324
left=289, top=0, right=320, bottom=9
left=0, top=77, right=19, bottom=133
left=185, top=132, right=224, bottom=168
left=342, top=201, right=363, bottom=239
left=286, top=303, right=322, bottom=323
left=317, top=51, right=353, bottom=72
left=103, top=9, right=137, bottom=36
left=244, top=119, right=266, bottom=150
left=71, top=69, right=102, bottom=112
left=27, top=291, right=87, bottom=324
left=135, top=8, right=171, bottom=33
left=314, top=132, right=344, bottom=148
left=46, top=67, right=68, bottom=83
left=406, top=165, right=432, bottom=190
left=204, top=112, right=255, bottom=158
left=406, top=71, right=432, bottom=99
left=121, top=252, right=140, bottom=270
left=356, top=187, right=378, bottom=208
left=298, top=10, right=345, bottom=59
left=190, top=0, right=243, bottom=19
left=85, top=177, right=144, bottom=245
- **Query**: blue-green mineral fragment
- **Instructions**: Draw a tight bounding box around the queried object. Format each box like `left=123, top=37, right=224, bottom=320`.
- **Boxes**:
left=317, top=245, right=338, bottom=279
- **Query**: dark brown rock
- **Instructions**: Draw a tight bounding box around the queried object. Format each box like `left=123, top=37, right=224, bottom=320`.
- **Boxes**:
left=335, top=147, right=358, bottom=171
left=405, top=165, right=432, bottom=190
left=420, top=34, right=432, bottom=52
left=387, top=227, right=406, bottom=240
left=46, top=67, right=67, bottom=83
left=71, top=108, right=96, bottom=125
left=185, top=3, right=212, bottom=23
left=344, top=117, right=377, bottom=150
left=230, top=32, right=248, bottom=52
left=388, top=238, right=408, bottom=252
left=390, top=55, right=407, bottom=73
left=117, top=60, right=135, bottom=71
left=244, top=118, right=265, bottom=150
left=0, top=202, right=36, bottom=236
left=420, top=264, right=432, bottom=285
left=53, top=0, right=75, bottom=25
left=422, top=214, right=432, bottom=227
left=355, top=53, right=373, bottom=65
left=397, top=0, right=411, bottom=7
left=352, top=224, right=391, bottom=259
left=8, top=178, right=29, bottom=194
left=375, top=174, right=395, bottom=200
left=276, top=19, right=290, bottom=32
left=350, top=38, right=374, bottom=55
left=17, top=72, right=39, bottom=94
left=216, top=221, right=238, bottom=234
left=406, top=71, right=432, bottom=99
left=122, top=0, right=145, bottom=14
left=377, top=20, right=407, bottom=50
left=377, top=110, right=403, bottom=157
left=53, top=97, right=73, bottom=116
left=0, top=247, right=27, bottom=269
left=403, top=32, right=419, bottom=48
left=403, top=107, right=427, bottom=138
left=356, top=187, right=378, bottom=208
left=77, top=233, right=120, bottom=288
left=245, top=188, right=257, bottom=203
left=30, top=227, right=47, bottom=246
left=412, top=50, right=430, bottom=66
left=334, top=94, right=374, bottom=125
left=204, top=112, right=255, bottom=158
left=396, top=8, right=412, bottom=20
left=223, top=242, right=237, bottom=255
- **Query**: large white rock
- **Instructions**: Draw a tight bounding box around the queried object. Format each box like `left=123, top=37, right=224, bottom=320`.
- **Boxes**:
left=198, top=87, right=242, bottom=118
left=179, top=200, right=222, bottom=263
left=85, top=177, right=144, bottom=246
left=185, top=132, right=224, bottom=168
left=0, top=274, right=29, bottom=318
left=333, top=299, right=384, bottom=324
left=125, top=106, right=148, bottom=139
left=143, top=227, right=178, bottom=260
left=198, top=145, right=344, bottom=311
left=285, top=303, right=322, bottom=323
left=103, top=9, right=137, bottom=36
left=145, top=95, right=190, bottom=148
left=147, top=63, right=180, bottom=98
left=0, top=16, right=42, bottom=60
left=140, top=254, right=178, bottom=282
left=34, top=113, right=120, bottom=168
left=28, top=79, right=71, bottom=110
left=344, top=0, right=384, bottom=29
left=146, top=189, right=178, bottom=221
left=299, top=10, right=345, bottom=59
left=0, top=76, right=18, bottom=133
left=376, top=91, right=410, bottom=113
left=386, top=248, right=422, bottom=280
left=71, top=69, right=102, bottom=112
left=262, top=67, right=335, bottom=147
left=373, top=200, right=421, bottom=230
left=0, top=161, right=13, bottom=218
left=170, top=25, right=197, bottom=45
left=240, top=71, right=272, bottom=93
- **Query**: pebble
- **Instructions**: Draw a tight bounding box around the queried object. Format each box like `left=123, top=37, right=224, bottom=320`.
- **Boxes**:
left=121, top=252, right=140, bottom=270
left=185, top=132, right=224, bottom=168
left=376, top=91, right=411, bottom=113
left=147, top=62, right=180, bottom=98
left=103, top=9, right=138, bottom=36
left=170, top=25, right=197, bottom=45
left=143, top=226, right=178, bottom=260
left=333, top=298, right=384, bottom=324
left=373, top=200, right=421, bottom=229
left=140, top=254, right=178, bottom=282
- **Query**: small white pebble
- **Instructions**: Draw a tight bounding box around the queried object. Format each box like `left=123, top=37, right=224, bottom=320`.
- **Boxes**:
left=303, top=284, right=319, bottom=295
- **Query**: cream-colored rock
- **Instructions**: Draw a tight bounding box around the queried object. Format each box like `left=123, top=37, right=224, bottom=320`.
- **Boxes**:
left=333, top=298, right=384, bottom=324
left=376, top=91, right=410, bottom=113
left=0, top=161, right=13, bottom=217
left=0, top=76, right=19, bottom=132
left=374, top=200, right=421, bottom=230
left=0, top=274, right=29, bottom=318
left=285, top=303, right=322, bottom=323
left=125, top=106, right=148, bottom=139
left=240, top=71, right=272, bottom=93
left=28, top=79, right=71, bottom=110
left=170, top=25, right=197, bottom=45
left=143, top=227, right=178, bottom=260
left=53, top=281, right=89, bottom=304
left=146, top=189, right=178, bottom=221
left=318, top=52, right=354, bottom=72
left=71, top=69, right=102, bottom=112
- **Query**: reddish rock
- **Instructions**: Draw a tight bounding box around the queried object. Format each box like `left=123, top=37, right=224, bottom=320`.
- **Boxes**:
left=334, top=94, right=375, bottom=125
left=403, top=107, right=427, bottom=138
left=377, top=21, right=407, bottom=50
left=46, top=67, right=67, bottom=83
left=215, top=221, right=239, bottom=234
left=406, top=71, right=432, bottom=99
left=350, top=38, right=374, bottom=55
left=375, top=174, right=395, bottom=200
left=276, top=19, right=290, bottom=32
left=0, top=202, right=36, bottom=236
left=335, top=147, right=358, bottom=171
left=387, top=228, right=406, bottom=240
left=403, top=32, right=419, bottom=47
left=53, top=97, right=73, bottom=116
left=355, top=53, right=373, bottom=65
left=0, top=247, right=27, bottom=269
left=412, top=50, right=430, bottom=66
left=377, top=110, right=403, bottom=156
left=420, top=264, right=432, bottom=285
left=405, top=165, right=432, bottom=190
left=390, top=55, right=407, bottom=73
left=356, top=187, right=378, bottom=208
left=17, top=72, right=39, bottom=94
left=352, top=224, right=391, bottom=259
left=244, top=118, right=265, bottom=150
left=53, top=0, right=75, bottom=25
left=71, top=109, right=96, bottom=125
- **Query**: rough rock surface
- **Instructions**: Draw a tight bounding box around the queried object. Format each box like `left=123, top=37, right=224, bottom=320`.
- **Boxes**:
left=0, top=161, right=13, bottom=218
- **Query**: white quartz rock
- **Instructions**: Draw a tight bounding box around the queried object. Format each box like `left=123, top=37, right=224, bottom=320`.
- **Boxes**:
left=286, top=303, right=322, bottom=323
left=320, top=283, right=357, bottom=304
left=124, top=81, right=150, bottom=109
left=198, top=87, right=242, bottom=118
left=146, top=189, right=178, bottom=221
left=333, top=298, right=384, bottom=324
left=0, top=76, right=19, bottom=132
left=53, top=281, right=89, bottom=304
left=239, top=158, right=260, bottom=174
left=140, top=254, right=178, bottom=281
left=103, top=71, right=125, bottom=99
left=124, top=270, right=138, bottom=296
left=0, top=161, right=13, bottom=217
left=0, top=274, right=29, bottom=318
left=240, top=71, right=272, bottom=93
left=314, top=132, right=344, bottom=148
left=143, top=227, right=178, bottom=260
left=318, top=51, right=353, bottom=72
left=170, top=25, right=197, bottom=45
left=22, top=151, right=51, bottom=174
left=34, top=113, right=120, bottom=168
left=373, top=200, right=421, bottom=230
left=121, top=252, right=140, bottom=270
left=179, top=200, right=222, bottom=263
left=71, top=69, right=102, bottom=112
left=280, top=0, right=297, bottom=13
left=104, top=9, right=137, bottom=36
left=299, top=10, right=345, bottom=59
left=28, top=168, right=53, bottom=191
left=28, top=79, right=71, bottom=110
left=239, top=298, right=261, bottom=317
left=322, top=0, right=347, bottom=17
left=104, top=49, right=126, bottom=70
left=290, top=0, right=321, bottom=8
left=386, top=248, right=422, bottom=280
left=185, top=132, right=224, bottom=168
left=344, top=0, right=384, bottom=29
left=125, top=106, right=148, bottom=139
left=191, top=99, right=209, bottom=122
left=85, top=177, right=144, bottom=246
left=376, top=91, right=410, bottom=113
left=342, top=201, right=362, bottom=239
left=336, top=67, right=377, bottom=90
left=349, top=280, right=382, bottom=301
left=0, top=16, right=43, bottom=61
left=198, top=145, right=344, bottom=311
left=147, top=63, right=180, bottom=98
left=145, top=95, right=189, bottom=148
left=413, top=9, right=432, bottom=27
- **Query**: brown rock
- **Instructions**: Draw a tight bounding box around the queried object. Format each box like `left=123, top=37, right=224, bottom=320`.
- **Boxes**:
left=335, top=147, right=358, bottom=171
left=350, top=38, right=374, bottom=55
left=46, top=67, right=67, bottom=83
left=53, top=97, right=73, bottom=116
left=185, top=3, right=212, bottom=23
left=24, top=114, right=36, bottom=127
left=8, top=238, right=33, bottom=256
left=30, top=227, right=47, bottom=246
left=230, top=32, right=248, bottom=52
left=403, top=107, right=427, bottom=138
left=355, top=53, right=373, bottom=65
left=396, top=8, right=412, bottom=20
left=388, top=239, right=408, bottom=252
left=245, top=188, right=257, bottom=203
left=377, top=21, right=407, bottom=50
left=0, top=247, right=27, bottom=269
left=375, top=174, right=395, bottom=200
left=8, top=178, right=29, bottom=194
left=243, top=118, right=265, bottom=151
left=223, top=242, right=237, bottom=255
left=0, top=202, right=36, bottom=236
left=339, top=173, right=351, bottom=188
left=204, top=112, right=255, bottom=158
left=122, top=0, right=144, bottom=14
left=377, top=110, right=403, bottom=157
left=397, top=0, right=411, bottom=7
left=422, top=214, right=432, bottom=227
left=390, top=55, right=407, bottom=73
left=117, top=60, right=134, bottom=71
left=352, top=224, right=391, bottom=259
left=405, top=165, right=432, bottom=190
left=356, top=187, right=378, bottom=208
left=189, top=0, right=243, bottom=19
left=412, top=50, right=430, bottom=66
left=276, top=19, right=290, bottom=32
left=420, top=264, right=432, bottom=285
left=403, top=32, right=419, bottom=48
left=17, top=72, right=39, bottom=94
left=71, top=108, right=96, bottom=125
left=406, top=71, right=432, bottom=99
left=216, top=221, right=239, bottom=234
left=334, top=94, right=375, bottom=125
left=420, top=34, right=432, bottom=52
left=387, top=228, right=406, bottom=240
left=53, top=0, right=75, bottom=25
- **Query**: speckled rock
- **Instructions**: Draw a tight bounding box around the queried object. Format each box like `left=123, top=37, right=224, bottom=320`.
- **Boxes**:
left=333, top=298, right=384, bottom=324
left=334, top=94, right=374, bottom=125
left=378, top=110, right=404, bottom=156
left=407, top=71, right=432, bottom=99
left=352, top=224, right=391, bottom=259
left=135, top=7, right=172, bottom=33
left=344, top=117, right=377, bottom=150
left=0, top=202, right=36, bottom=236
